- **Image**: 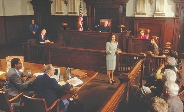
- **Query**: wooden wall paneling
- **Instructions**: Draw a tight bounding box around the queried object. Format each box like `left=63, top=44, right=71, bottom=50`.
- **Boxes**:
left=50, top=47, right=106, bottom=72
left=174, top=18, right=180, bottom=51
left=124, top=17, right=134, bottom=35
left=164, top=19, right=176, bottom=51
left=5, top=17, right=22, bottom=45
left=0, top=17, right=6, bottom=45
left=134, top=18, right=166, bottom=49
left=95, top=7, right=119, bottom=32
left=20, top=16, right=34, bottom=42
left=177, top=3, right=184, bottom=55
left=84, top=1, right=127, bottom=33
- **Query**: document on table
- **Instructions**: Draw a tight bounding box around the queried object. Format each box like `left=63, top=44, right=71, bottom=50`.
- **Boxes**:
left=67, top=77, right=83, bottom=87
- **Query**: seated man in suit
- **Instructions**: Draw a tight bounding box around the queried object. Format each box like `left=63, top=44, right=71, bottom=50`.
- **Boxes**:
left=38, top=29, right=50, bottom=43
left=33, top=64, right=72, bottom=112
left=100, top=21, right=111, bottom=32
left=3, top=58, right=36, bottom=105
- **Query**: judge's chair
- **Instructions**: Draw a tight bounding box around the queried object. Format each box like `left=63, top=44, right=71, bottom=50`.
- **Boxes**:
left=0, top=90, right=23, bottom=112
left=22, top=94, right=60, bottom=112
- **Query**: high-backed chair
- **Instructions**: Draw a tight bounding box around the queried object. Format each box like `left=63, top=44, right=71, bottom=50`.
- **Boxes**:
left=22, top=95, right=60, bottom=112
left=0, top=91, right=23, bottom=112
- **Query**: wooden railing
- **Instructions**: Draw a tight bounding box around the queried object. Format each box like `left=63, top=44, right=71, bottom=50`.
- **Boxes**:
left=98, top=59, right=144, bottom=112
left=22, top=42, right=145, bottom=73
left=144, top=51, right=166, bottom=78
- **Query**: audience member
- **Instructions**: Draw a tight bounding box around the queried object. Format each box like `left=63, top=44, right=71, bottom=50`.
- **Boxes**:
left=33, top=64, right=72, bottom=112
left=3, top=58, right=36, bottom=105
left=100, top=21, right=111, bottom=32
left=149, top=96, right=168, bottom=112
left=29, top=20, right=38, bottom=39
left=38, top=29, right=50, bottom=43
left=163, top=81, right=183, bottom=112
left=137, top=30, right=148, bottom=39
left=155, top=56, right=177, bottom=80
left=162, top=69, right=177, bottom=83
left=148, top=36, right=159, bottom=55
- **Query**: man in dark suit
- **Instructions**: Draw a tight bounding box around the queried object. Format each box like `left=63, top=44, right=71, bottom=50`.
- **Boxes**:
left=33, top=64, right=72, bottom=112
left=3, top=58, right=36, bottom=104
left=29, top=20, right=38, bottom=39
left=38, top=29, right=50, bottom=43
left=100, top=21, right=111, bottom=32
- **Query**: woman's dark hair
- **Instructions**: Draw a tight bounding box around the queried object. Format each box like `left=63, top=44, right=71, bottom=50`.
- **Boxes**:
left=107, top=33, right=118, bottom=42
left=11, top=58, right=20, bottom=68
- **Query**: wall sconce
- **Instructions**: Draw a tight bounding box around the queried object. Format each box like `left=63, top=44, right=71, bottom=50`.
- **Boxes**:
left=149, top=0, right=153, bottom=5
left=62, top=22, right=68, bottom=30
left=63, top=0, right=68, bottom=6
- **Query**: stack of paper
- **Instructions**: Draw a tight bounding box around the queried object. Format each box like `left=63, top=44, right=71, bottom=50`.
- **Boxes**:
left=67, top=77, right=83, bottom=87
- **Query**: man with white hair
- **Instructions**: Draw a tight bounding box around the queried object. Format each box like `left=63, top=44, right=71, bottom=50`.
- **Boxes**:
left=163, top=81, right=183, bottom=112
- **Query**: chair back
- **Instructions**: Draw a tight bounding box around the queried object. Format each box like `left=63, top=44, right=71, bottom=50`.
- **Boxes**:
left=0, top=91, right=13, bottom=112
left=22, top=95, right=48, bottom=112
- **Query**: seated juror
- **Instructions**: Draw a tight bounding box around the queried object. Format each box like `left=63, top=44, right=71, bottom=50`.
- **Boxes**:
left=3, top=58, right=36, bottom=105
left=38, top=29, right=50, bottom=43
left=32, top=64, right=72, bottom=112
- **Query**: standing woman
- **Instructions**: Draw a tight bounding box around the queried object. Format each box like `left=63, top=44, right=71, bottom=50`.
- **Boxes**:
left=106, top=34, right=120, bottom=84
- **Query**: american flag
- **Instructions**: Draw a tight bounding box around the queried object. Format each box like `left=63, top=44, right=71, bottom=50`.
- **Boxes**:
left=78, top=1, right=83, bottom=31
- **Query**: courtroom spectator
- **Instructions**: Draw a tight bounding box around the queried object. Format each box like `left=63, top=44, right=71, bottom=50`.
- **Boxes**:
left=137, top=30, right=148, bottom=39
left=148, top=36, right=159, bottom=56
left=162, top=81, right=183, bottom=112
left=100, top=21, right=111, bottom=32
left=162, top=69, right=177, bottom=83
left=38, top=29, right=50, bottom=43
left=149, top=96, right=168, bottom=112
left=29, top=19, right=38, bottom=39
left=33, top=64, right=72, bottom=112
left=106, top=34, right=121, bottom=85
left=3, top=58, right=36, bottom=105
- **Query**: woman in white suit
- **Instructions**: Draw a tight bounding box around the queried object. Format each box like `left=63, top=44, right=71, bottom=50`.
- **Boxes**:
left=106, top=34, right=121, bottom=84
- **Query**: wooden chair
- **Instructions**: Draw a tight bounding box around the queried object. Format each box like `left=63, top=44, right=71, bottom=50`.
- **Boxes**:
left=22, top=94, right=60, bottom=112
left=0, top=91, right=23, bottom=112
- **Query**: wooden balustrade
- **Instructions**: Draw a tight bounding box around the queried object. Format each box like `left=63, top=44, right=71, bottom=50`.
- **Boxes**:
left=144, top=51, right=166, bottom=78
left=98, top=59, right=144, bottom=112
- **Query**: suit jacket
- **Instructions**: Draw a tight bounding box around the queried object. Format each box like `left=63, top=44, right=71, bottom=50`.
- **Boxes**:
left=3, top=68, right=32, bottom=99
left=33, top=74, right=70, bottom=107
left=100, top=25, right=111, bottom=32
left=106, top=42, right=118, bottom=60
left=38, top=34, right=48, bottom=43
left=29, top=24, right=38, bottom=33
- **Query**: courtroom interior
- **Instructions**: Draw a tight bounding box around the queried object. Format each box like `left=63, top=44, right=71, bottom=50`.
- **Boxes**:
left=0, top=0, right=184, bottom=112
